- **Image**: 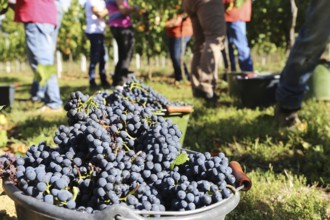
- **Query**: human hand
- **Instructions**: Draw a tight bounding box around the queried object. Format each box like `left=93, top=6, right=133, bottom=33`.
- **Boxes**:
left=226, top=2, right=234, bottom=12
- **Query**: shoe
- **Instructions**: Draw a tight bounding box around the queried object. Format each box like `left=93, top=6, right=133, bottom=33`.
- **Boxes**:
left=37, top=106, right=63, bottom=114
left=89, top=80, right=99, bottom=90
left=101, top=80, right=110, bottom=89
left=30, top=96, right=42, bottom=103
left=205, top=94, right=220, bottom=108
left=192, top=89, right=211, bottom=99
left=274, top=105, right=307, bottom=132
left=275, top=105, right=300, bottom=127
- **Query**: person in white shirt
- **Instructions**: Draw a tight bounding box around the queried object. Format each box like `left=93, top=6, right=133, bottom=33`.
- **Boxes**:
left=85, top=0, right=109, bottom=89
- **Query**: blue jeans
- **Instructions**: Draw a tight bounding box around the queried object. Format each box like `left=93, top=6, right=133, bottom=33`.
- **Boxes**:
left=26, top=23, right=62, bottom=109
left=226, top=21, right=253, bottom=72
left=276, top=0, right=330, bottom=110
left=167, top=36, right=191, bottom=81
left=86, top=33, right=108, bottom=83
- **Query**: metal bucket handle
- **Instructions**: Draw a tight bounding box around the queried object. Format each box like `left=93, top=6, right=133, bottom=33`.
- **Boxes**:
left=229, top=161, right=252, bottom=191
left=103, top=189, right=240, bottom=220
left=166, top=106, right=194, bottom=114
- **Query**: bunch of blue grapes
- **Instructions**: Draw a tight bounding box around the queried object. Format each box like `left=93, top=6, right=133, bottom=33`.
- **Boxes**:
left=64, top=91, right=111, bottom=126
left=106, top=77, right=187, bottom=110
left=0, top=153, right=17, bottom=183
left=157, top=152, right=236, bottom=211
left=6, top=90, right=238, bottom=214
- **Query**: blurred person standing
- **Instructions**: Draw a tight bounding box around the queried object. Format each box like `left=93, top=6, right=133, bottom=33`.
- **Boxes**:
left=85, top=0, right=110, bottom=89
left=164, top=9, right=193, bottom=83
left=31, top=0, right=71, bottom=104
left=13, top=0, right=63, bottom=112
left=275, top=0, right=330, bottom=128
left=105, top=0, right=140, bottom=88
left=182, top=0, right=226, bottom=105
left=223, top=0, right=254, bottom=72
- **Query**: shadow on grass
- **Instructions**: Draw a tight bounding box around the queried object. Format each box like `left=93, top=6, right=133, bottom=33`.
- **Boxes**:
left=9, top=115, right=66, bottom=144
left=184, top=108, right=330, bottom=185
left=0, top=76, right=20, bottom=84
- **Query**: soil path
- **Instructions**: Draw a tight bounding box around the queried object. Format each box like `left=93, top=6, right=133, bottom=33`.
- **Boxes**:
left=0, top=180, right=17, bottom=220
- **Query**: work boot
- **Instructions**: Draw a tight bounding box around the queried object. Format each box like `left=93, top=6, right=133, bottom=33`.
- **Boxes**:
left=89, top=80, right=99, bottom=90
left=101, top=80, right=110, bottom=89
left=274, top=105, right=307, bottom=132
left=275, top=105, right=300, bottom=127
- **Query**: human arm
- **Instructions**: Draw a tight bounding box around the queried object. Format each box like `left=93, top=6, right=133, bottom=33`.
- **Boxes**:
left=115, top=0, right=138, bottom=15
left=164, top=13, right=189, bottom=28
left=165, top=15, right=182, bottom=28
left=90, top=0, right=108, bottom=18
left=92, top=6, right=108, bottom=18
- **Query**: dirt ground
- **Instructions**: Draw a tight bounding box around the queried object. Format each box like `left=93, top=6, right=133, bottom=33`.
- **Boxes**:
left=0, top=180, right=17, bottom=220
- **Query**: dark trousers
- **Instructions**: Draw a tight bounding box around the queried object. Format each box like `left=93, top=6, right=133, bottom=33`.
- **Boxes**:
left=86, top=33, right=107, bottom=83
left=167, top=36, right=191, bottom=81
left=110, top=27, right=135, bottom=86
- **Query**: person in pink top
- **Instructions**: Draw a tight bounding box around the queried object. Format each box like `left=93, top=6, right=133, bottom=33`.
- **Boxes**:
left=11, top=0, right=63, bottom=111
left=105, top=0, right=140, bottom=87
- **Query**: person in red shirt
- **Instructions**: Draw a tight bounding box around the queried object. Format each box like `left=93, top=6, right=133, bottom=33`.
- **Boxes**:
left=223, top=0, right=254, bottom=72
left=164, top=10, right=193, bottom=83
left=12, top=0, right=63, bottom=112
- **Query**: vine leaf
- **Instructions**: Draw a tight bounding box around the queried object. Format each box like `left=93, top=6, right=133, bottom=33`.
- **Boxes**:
left=170, top=152, right=189, bottom=170
left=0, top=106, right=5, bottom=111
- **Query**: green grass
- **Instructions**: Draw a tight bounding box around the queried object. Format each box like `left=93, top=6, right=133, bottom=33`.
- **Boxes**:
left=0, top=65, right=329, bottom=219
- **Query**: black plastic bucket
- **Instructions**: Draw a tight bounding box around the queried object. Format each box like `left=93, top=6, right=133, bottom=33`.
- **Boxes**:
left=227, top=73, right=280, bottom=108
left=0, top=85, right=15, bottom=107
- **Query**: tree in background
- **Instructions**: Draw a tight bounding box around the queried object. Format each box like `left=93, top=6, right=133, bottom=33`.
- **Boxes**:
left=58, top=0, right=89, bottom=61
left=0, top=9, right=25, bottom=62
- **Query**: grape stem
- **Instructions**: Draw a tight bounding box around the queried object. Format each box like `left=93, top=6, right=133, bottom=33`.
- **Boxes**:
left=74, top=165, right=83, bottom=182
left=119, top=183, right=140, bottom=201
left=130, top=151, right=142, bottom=162
left=226, top=184, right=236, bottom=192
left=123, top=143, right=131, bottom=151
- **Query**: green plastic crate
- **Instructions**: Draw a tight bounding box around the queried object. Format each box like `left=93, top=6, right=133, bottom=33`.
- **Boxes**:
left=306, top=61, right=330, bottom=101
left=155, top=106, right=193, bottom=145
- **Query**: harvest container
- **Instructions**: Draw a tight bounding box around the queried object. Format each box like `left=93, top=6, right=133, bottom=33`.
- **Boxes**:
left=156, top=106, right=194, bottom=145
left=305, top=60, right=330, bottom=101
left=0, top=84, right=15, bottom=106
left=227, top=73, right=280, bottom=108
left=3, top=161, right=251, bottom=220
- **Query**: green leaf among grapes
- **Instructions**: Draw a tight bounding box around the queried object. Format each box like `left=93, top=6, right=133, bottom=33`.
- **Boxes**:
left=0, top=106, right=5, bottom=111
left=170, top=152, right=189, bottom=170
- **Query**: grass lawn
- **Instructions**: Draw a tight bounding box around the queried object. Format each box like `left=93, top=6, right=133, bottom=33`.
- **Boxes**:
left=0, top=65, right=329, bottom=219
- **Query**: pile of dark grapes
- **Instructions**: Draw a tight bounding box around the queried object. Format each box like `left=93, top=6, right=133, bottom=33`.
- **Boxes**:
left=106, top=77, right=188, bottom=111
left=0, top=153, right=16, bottom=183
left=1, top=88, right=237, bottom=216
